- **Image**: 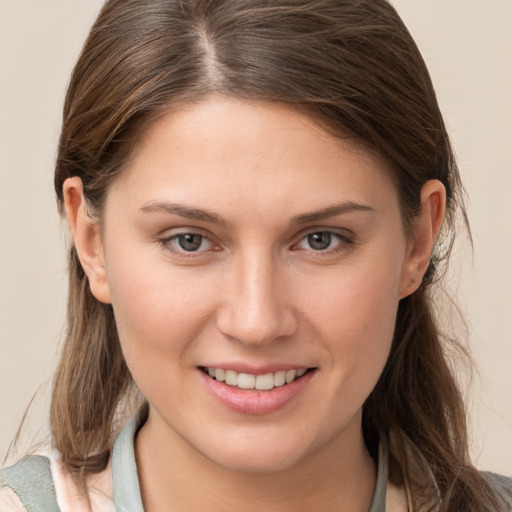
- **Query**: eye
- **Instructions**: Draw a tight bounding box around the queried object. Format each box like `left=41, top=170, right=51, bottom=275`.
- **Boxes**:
left=305, top=232, right=334, bottom=251
left=295, top=231, right=349, bottom=252
left=161, top=232, right=215, bottom=254
left=176, top=233, right=205, bottom=251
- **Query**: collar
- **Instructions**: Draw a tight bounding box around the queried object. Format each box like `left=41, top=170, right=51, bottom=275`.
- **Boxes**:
left=111, top=410, right=146, bottom=512
left=110, top=410, right=393, bottom=512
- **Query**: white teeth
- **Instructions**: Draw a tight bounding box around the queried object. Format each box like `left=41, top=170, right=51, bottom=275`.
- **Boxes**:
left=255, top=373, right=274, bottom=391
left=225, top=370, right=238, bottom=386
left=274, top=370, right=286, bottom=387
left=214, top=368, right=225, bottom=382
left=237, top=373, right=256, bottom=389
left=285, top=370, right=296, bottom=384
left=205, top=367, right=309, bottom=390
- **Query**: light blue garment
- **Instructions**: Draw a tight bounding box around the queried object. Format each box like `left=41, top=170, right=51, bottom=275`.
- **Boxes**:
left=0, top=455, right=59, bottom=512
left=111, top=413, right=145, bottom=512
left=1, top=414, right=511, bottom=511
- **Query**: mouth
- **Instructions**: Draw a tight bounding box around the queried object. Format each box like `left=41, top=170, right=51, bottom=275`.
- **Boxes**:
left=200, top=366, right=315, bottom=391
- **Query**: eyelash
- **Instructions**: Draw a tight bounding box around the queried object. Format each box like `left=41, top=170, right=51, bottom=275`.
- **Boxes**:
left=292, top=231, right=353, bottom=256
left=158, top=232, right=218, bottom=258
left=158, top=229, right=354, bottom=259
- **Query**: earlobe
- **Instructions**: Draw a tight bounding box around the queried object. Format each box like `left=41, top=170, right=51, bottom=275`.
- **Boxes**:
left=399, top=180, right=446, bottom=299
left=63, top=177, right=112, bottom=304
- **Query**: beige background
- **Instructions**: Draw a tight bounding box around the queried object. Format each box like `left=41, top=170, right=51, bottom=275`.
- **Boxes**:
left=0, top=1, right=511, bottom=473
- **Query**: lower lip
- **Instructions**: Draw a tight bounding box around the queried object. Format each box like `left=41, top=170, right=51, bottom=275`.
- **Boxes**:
left=198, top=369, right=316, bottom=415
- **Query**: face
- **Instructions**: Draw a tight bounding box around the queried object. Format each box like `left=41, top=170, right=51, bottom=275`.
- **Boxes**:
left=90, top=97, right=417, bottom=473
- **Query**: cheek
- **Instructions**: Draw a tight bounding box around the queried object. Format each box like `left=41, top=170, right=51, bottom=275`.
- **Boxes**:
left=303, top=253, right=402, bottom=385
left=105, top=250, right=218, bottom=362
left=308, top=252, right=401, bottom=332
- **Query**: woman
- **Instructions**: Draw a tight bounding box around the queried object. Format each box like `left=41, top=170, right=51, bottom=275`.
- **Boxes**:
left=1, top=0, right=510, bottom=510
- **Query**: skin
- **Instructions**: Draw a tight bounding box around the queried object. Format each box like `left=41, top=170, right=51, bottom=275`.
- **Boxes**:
left=64, top=97, right=445, bottom=511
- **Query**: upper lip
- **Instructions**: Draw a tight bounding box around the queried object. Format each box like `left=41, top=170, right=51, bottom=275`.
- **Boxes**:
left=199, top=363, right=315, bottom=375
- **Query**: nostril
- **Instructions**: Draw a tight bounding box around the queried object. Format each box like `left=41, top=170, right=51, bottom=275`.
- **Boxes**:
left=216, top=309, right=298, bottom=347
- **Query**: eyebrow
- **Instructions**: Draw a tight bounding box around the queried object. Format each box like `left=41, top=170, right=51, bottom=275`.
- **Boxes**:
left=290, top=202, right=376, bottom=224
left=139, top=200, right=375, bottom=226
left=139, top=201, right=227, bottom=225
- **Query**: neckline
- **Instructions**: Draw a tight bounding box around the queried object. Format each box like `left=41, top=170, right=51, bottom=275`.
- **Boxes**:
left=111, top=410, right=388, bottom=512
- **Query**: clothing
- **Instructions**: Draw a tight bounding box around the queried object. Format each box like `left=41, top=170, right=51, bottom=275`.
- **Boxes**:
left=0, top=411, right=509, bottom=511
left=0, top=410, right=398, bottom=512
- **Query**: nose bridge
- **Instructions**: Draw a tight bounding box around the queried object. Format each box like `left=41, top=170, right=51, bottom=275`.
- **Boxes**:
left=217, top=245, right=296, bottom=345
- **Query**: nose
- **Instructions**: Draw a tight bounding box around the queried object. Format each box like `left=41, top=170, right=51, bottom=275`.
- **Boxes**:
left=216, top=248, right=297, bottom=347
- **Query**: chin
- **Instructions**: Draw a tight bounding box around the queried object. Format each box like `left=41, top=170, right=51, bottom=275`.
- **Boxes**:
left=206, top=446, right=306, bottom=475
left=191, top=425, right=325, bottom=475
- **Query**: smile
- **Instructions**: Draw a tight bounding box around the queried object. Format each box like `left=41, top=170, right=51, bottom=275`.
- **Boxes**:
left=201, top=367, right=310, bottom=391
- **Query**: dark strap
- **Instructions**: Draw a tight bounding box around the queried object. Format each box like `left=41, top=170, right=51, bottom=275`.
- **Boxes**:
left=0, top=455, right=61, bottom=512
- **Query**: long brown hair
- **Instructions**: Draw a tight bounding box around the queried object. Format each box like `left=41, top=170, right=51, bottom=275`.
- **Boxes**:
left=52, top=0, right=505, bottom=509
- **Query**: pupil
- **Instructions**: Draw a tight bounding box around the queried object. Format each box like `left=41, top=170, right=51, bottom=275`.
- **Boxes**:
left=178, top=234, right=202, bottom=251
left=308, top=232, right=331, bottom=250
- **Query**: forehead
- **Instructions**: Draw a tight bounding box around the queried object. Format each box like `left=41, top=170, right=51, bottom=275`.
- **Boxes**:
left=107, top=96, right=398, bottom=221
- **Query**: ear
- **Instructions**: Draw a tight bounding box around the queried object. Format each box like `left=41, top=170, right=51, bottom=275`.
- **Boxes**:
left=63, top=177, right=112, bottom=304
left=399, top=180, right=446, bottom=299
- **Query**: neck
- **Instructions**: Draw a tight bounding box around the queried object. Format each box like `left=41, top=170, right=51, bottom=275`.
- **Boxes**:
left=135, top=411, right=376, bottom=512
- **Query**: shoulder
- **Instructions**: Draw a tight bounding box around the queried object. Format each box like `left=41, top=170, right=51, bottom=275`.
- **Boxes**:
left=0, top=410, right=143, bottom=512
left=484, top=472, right=512, bottom=509
left=0, top=452, right=114, bottom=512
left=0, top=410, right=145, bottom=512
left=0, top=455, right=58, bottom=511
